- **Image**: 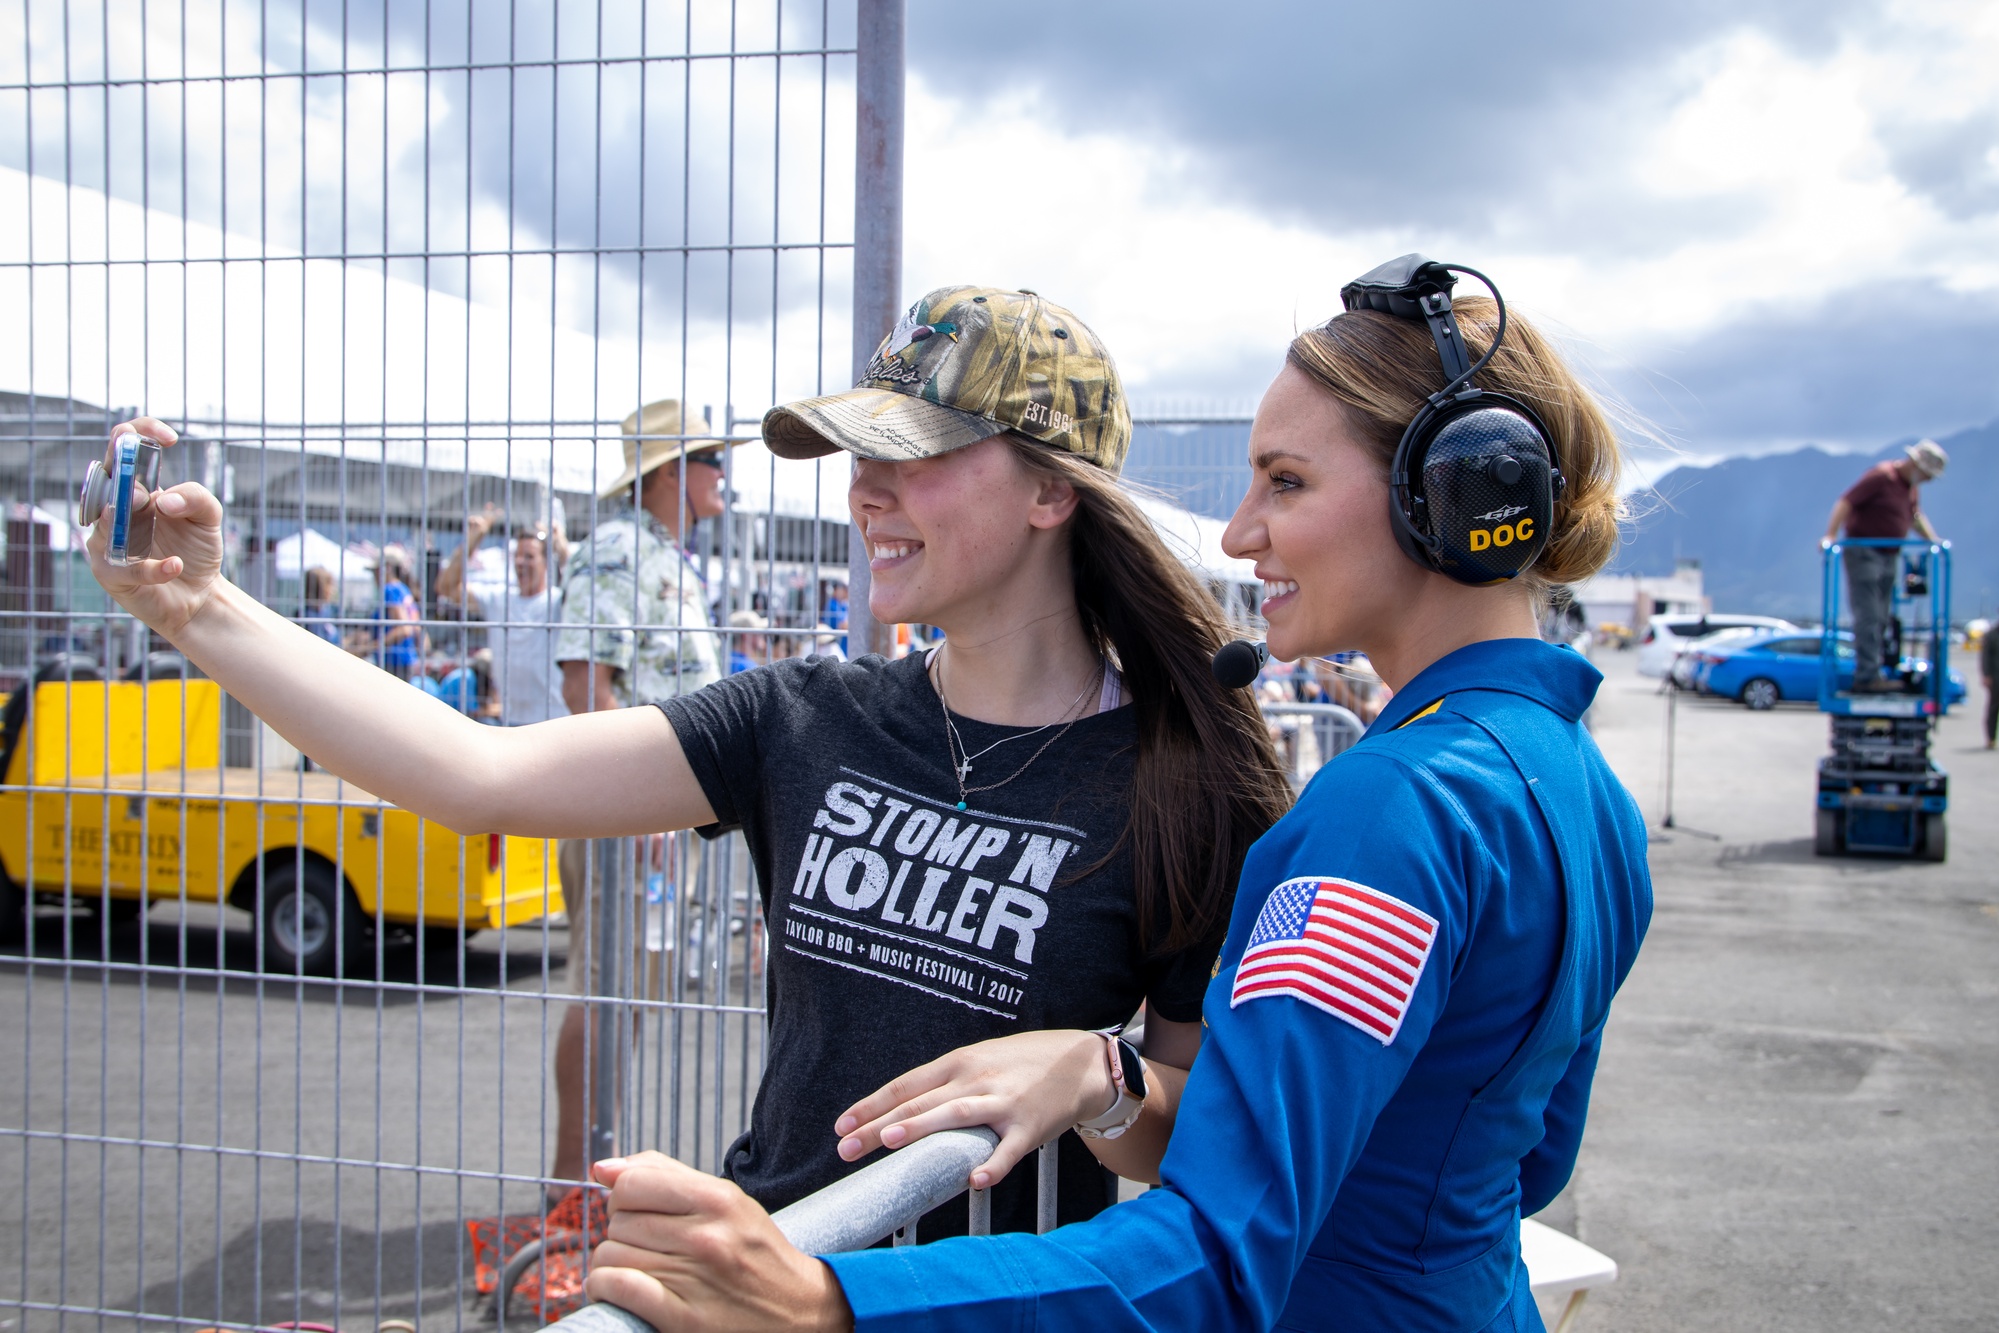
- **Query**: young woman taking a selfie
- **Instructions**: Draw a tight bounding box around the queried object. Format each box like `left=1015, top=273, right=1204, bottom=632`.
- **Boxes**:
left=84, top=285, right=1291, bottom=1242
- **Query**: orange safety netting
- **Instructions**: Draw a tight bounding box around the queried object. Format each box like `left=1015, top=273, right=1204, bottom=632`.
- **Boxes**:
left=467, top=1186, right=609, bottom=1322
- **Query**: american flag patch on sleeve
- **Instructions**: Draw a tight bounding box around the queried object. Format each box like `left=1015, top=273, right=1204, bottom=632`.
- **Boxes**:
left=1229, top=877, right=1439, bottom=1045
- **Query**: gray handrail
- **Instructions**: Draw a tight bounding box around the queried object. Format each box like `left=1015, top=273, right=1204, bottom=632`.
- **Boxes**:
left=534, top=1304, right=653, bottom=1333
left=531, top=1127, right=1002, bottom=1333
left=772, top=1125, right=1000, bottom=1253
left=1261, top=700, right=1366, bottom=733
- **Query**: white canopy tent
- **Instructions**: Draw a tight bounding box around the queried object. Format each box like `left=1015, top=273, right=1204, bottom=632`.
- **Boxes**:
left=1129, top=492, right=1258, bottom=589
left=270, top=527, right=375, bottom=582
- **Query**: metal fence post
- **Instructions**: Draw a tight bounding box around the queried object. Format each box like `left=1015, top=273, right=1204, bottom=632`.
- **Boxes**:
left=846, top=0, right=906, bottom=661
left=1036, top=1142, right=1060, bottom=1234
left=589, top=838, right=634, bottom=1167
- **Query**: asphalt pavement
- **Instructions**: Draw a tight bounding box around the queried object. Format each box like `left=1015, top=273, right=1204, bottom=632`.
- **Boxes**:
left=1550, top=648, right=1998, bottom=1330
left=0, top=881, right=762, bottom=1331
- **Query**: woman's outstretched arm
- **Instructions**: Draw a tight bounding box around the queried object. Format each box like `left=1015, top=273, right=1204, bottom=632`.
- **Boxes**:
left=88, top=417, right=716, bottom=840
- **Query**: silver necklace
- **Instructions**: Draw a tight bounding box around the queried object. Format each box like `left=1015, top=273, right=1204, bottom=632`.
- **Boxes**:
left=931, top=649, right=1103, bottom=811
left=943, top=679, right=1090, bottom=773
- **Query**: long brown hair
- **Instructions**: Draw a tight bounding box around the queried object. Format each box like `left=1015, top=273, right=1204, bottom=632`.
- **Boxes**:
left=1287, top=296, right=1625, bottom=592
left=1006, top=434, right=1293, bottom=955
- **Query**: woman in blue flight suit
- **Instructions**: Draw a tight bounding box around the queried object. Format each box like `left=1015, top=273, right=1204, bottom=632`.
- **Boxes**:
left=583, top=257, right=1653, bottom=1333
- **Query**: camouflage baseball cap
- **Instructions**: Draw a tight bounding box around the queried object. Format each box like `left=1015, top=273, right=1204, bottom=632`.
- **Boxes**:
left=762, top=286, right=1131, bottom=474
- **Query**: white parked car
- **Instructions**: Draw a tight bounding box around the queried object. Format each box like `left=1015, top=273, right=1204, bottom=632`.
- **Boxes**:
left=1637, top=613, right=1800, bottom=679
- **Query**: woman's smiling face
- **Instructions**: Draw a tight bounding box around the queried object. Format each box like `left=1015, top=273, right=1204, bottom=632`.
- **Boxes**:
left=1223, top=364, right=1424, bottom=664
left=848, top=435, right=1077, bottom=631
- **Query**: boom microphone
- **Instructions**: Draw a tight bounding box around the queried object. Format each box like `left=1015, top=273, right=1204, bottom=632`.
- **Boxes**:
left=1211, top=639, right=1269, bottom=689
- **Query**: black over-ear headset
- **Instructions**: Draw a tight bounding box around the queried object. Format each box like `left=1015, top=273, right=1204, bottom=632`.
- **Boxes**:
left=1339, top=254, right=1564, bottom=586
left=1211, top=256, right=1565, bottom=688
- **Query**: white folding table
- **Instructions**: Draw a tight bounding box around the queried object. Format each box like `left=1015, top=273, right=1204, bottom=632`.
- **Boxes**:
left=1521, top=1217, right=1619, bottom=1333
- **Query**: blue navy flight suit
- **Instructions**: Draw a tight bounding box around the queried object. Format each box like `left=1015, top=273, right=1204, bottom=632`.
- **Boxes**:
left=822, top=638, right=1652, bottom=1331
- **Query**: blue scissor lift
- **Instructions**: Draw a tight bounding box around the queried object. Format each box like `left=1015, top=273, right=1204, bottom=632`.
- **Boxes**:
left=1814, top=538, right=1951, bottom=860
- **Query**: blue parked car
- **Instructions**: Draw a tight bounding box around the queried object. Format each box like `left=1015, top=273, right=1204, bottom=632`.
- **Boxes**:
left=1693, top=630, right=1968, bottom=710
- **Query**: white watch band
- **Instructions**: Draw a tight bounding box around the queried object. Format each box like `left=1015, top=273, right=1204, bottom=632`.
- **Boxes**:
left=1075, top=1031, right=1145, bottom=1140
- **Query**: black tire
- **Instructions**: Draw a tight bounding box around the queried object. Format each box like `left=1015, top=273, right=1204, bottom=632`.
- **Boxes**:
left=257, top=858, right=362, bottom=975
left=83, top=894, right=147, bottom=927
left=0, top=864, right=24, bottom=946
left=1814, top=808, right=1843, bottom=857
left=421, top=922, right=482, bottom=953
left=1740, top=677, right=1781, bottom=711
left=121, top=651, right=195, bottom=682
left=1920, top=814, right=1947, bottom=863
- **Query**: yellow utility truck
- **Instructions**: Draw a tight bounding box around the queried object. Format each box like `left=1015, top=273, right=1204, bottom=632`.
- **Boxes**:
left=0, top=669, right=562, bottom=973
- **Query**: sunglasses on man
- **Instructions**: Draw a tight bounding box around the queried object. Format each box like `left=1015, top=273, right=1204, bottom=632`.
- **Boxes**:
left=684, top=449, right=724, bottom=470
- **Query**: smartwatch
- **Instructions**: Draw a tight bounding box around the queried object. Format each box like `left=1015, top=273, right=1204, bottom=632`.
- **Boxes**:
left=1075, top=1031, right=1148, bottom=1140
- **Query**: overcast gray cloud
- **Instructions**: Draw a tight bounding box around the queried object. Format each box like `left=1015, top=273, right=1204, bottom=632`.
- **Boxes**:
left=1613, top=277, right=1999, bottom=454
left=908, top=1, right=1874, bottom=243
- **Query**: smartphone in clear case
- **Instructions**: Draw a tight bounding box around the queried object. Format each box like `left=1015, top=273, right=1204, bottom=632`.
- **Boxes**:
left=79, top=432, right=163, bottom=566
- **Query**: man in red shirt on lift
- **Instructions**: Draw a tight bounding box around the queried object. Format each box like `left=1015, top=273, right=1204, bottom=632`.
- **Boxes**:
left=1822, top=439, right=1948, bottom=692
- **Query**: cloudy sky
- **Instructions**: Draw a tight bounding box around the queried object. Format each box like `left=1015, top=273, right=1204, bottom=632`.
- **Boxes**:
left=4, top=0, right=1996, bottom=477
left=902, top=0, right=1999, bottom=467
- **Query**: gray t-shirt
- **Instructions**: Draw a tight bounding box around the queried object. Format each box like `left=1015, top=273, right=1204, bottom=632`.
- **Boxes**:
left=657, top=651, right=1217, bottom=1239
left=490, top=586, right=566, bottom=724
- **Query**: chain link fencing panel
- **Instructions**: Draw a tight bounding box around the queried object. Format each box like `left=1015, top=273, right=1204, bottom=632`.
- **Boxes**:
left=1, top=2, right=863, bottom=1326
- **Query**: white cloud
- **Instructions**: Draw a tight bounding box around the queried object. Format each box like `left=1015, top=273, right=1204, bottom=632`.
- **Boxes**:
left=902, top=75, right=1397, bottom=412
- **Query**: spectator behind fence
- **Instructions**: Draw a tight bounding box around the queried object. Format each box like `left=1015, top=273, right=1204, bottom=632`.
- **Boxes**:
left=726, top=608, right=769, bottom=674
left=808, top=622, right=846, bottom=661
left=548, top=397, right=738, bottom=1202
left=82, top=285, right=1292, bottom=1255
left=436, top=649, right=500, bottom=721
left=300, top=565, right=342, bottom=645
left=819, top=574, right=849, bottom=631
left=1982, top=610, right=1998, bottom=751
left=436, top=504, right=570, bottom=725
left=1314, top=653, right=1385, bottom=724
left=344, top=544, right=424, bottom=681
left=1822, top=439, right=1947, bottom=692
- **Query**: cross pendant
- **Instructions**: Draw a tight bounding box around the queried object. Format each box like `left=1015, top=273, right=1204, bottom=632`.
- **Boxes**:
left=955, top=758, right=973, bottom=782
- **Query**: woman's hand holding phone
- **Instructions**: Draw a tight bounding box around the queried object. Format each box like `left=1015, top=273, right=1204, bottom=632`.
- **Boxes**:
left=82, top=417, right=227, bottom=635
left=832, top=1029, right=1115, bottom=1190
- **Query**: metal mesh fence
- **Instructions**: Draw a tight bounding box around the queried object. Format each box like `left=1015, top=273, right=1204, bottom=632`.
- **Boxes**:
left=2, top=2, right=860, bottom=1327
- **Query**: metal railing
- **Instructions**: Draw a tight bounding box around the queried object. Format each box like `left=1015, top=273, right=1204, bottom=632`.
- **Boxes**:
left=535, top=1124, right=1016, bottom=1333
left=1260, top=701, right=1366, bottom=788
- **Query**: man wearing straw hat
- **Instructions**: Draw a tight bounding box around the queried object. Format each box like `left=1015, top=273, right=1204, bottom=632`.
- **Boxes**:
left=546, top=398, right=742, bottom=1202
